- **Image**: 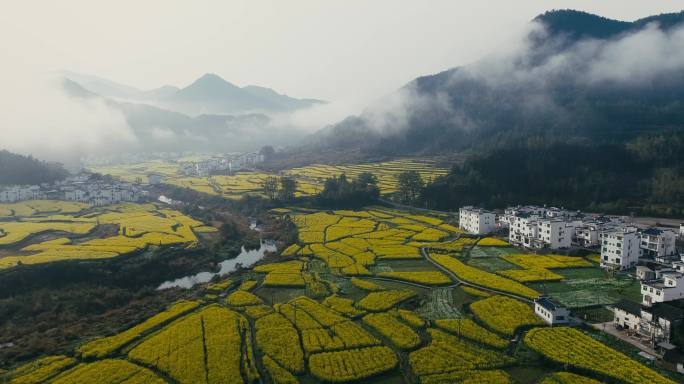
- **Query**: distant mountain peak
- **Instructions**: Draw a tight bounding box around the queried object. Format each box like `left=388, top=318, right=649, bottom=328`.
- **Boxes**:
left=61, top=70, right=324, bottom=117
left=186, top=73, right=239, bottom=91
left=196, top=72, right=231, bottom=83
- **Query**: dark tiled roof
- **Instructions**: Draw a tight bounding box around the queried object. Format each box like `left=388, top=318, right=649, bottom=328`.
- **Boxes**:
left=642, top=227, right=664, bottom=236
left=613, top=299, right=642, bottom=316
left=649, top=302, right=684, bottom=321
left=535, top=297, right=561, bottom=311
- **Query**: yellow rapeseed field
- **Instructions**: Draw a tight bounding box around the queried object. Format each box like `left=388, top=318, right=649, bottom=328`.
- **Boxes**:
left=363, top=313, right=421, bottom=349
left=308, top=346, right=398, bottom=382
left=77, top=301, right=200, bottom=358
left=409, top=328, right=513, bottom=377
left=470, top=296, right=543, bottom=336
left=4, top=355, right=77, bottom=384
left=431, top=254, right=539, bottom=299
left=0, top=202, right=211, bottom=270
left=525, top=327, right=676, bottom=384
left=434, top=319, right=509, bottom=348
left=51, top=359, right=165, bottom=384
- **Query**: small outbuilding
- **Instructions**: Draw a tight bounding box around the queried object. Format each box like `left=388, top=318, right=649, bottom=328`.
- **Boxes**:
left=534, top=297, right=570, bottom=325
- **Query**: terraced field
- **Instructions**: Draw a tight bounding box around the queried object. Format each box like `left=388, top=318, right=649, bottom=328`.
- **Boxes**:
left=284, top=159, right=449, bottom=194
left=3, top=207, right=678, bottom=384
left=89, top=158, right=449, bottom=198
left=0, top=201, right=217, bottom=270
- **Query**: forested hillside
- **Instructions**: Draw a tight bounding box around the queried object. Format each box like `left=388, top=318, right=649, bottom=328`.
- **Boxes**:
left=420, top=131, right=684, bottom=216
left=301, top=10, right=684, bottom=215
left=0, top=150, right=69, bottom=185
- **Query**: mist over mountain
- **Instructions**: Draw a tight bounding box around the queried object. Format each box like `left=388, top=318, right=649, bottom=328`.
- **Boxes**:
left=62, top=71, right=324, bottom=116
left=309, top=10, right=684, bottom=156
left=161, top=73, right=324, bottom=116
left=56, top=72, right=326, bottom=156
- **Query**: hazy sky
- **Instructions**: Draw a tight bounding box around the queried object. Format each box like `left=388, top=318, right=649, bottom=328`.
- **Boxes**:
left=2, top=0, right=683, bottom=106
left=1, top=1, right=684, bottom=161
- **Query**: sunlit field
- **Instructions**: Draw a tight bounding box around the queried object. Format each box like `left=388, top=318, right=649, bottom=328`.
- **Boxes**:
left=4, top=206, right=675, bottom=384
left=0, top=201, right=216, bottom=270
left=88, top=158, right=449, bottom=198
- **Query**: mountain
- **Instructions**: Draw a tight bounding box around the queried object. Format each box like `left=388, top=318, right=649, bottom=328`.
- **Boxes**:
left=0, top=150, right=69, bottom=185
left=136, top=85, right=181, bottom=100
left=60, top=78, right=307, bottom=154
left=62, top=71, right=324, bottom=117
left=308, top=10, right=684, bottom=156
left=534, top=9, right=684, bottom=40
left=60, top=71, right=142, bottom=99
left=161, top=73, right=324, bottom=116
left=297, top=9, right=684, bottom=216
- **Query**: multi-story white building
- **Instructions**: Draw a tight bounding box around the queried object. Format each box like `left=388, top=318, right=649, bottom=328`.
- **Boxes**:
left=575, top=222, right=600, bottom=247
left=600, top=227, right=640, bottom=270
left=500, top=205, right=548, bottom=228
left=640, top=227, right=677, bottom=261
left=508, top=213, right=540, bottom=248
left=459, top=206, right=496, bottom=235
left=642, top=272, right=684, bottom=306
left=537, top=219, right=574, bottom=249
left=507, top=212, right=575, bottom=250
left=545, top=207, right=572, bottom=219
left=680, top=223, right=684, bottom=238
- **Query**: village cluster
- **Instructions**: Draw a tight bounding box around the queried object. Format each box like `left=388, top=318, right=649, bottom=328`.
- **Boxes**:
left=0, top=173, right=144, bottom=206
left=460, top=205, right=684, bottom=357
left=177, top=152, right=265, bottom=177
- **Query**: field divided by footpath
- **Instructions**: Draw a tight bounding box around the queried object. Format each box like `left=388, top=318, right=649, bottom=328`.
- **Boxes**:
left=3, top=206, right=679, bottom=384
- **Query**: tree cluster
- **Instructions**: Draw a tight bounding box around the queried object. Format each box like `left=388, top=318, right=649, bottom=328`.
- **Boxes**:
left=418, top=134, right=684, bottom=217
left=314, top=172, right=380, bottom=208
left=262, top=176, right=297, bottom=202
left=0, top=150, right=69, bottom=185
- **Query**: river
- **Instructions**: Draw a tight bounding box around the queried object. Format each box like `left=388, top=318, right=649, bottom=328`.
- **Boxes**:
left=157, top=240, right=276, bottom=289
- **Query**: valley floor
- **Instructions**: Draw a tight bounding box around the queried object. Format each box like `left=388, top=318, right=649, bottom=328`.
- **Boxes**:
left=3, top=205, right=682, bottom=384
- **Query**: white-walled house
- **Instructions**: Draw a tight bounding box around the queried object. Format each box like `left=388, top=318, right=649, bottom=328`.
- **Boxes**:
left=575, top=222, right=600, bottom=247
left=0, top=174, right=142, bottom=207
left=178, top=153, right=264, bottom=176
left=640, top=305, right=684, bottom=348
left=612, top=300, right=684, bottom=346
left=0, top=185, right=43, bottom=203
left=508, top=214, right=574, bottom=250
left=642, top=272, right=684, bottom=306
left=508, top=213, right=540, bottom=248
left=534, top=297, right=570, bottom=325
left=640, top=227, right=677, bottom=261
left=613, top=300, right=643, bottom=331
left=537, top=219, right=574, bottom=249
left=636, top=266, right=657, bottom=281
left=600, top=227, right=640, bottom=270
left=459, top=207, right=496, bottom=235
left=501, top=205, right=548, bottom=228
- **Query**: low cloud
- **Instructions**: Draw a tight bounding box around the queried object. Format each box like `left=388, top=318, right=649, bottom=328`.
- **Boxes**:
left=349, top=19, right=684, bottom=140
left=0, top=70, right=137, bottom=164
